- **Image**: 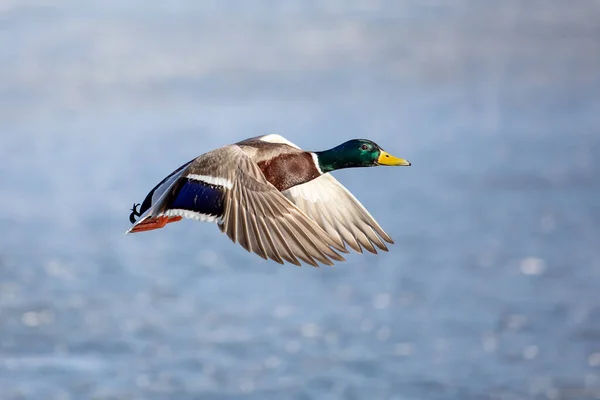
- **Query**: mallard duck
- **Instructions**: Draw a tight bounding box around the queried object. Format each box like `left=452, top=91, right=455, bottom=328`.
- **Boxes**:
left=127, top=134, right=410, bottom=266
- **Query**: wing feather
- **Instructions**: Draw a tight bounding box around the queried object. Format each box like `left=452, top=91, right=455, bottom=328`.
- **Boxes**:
left=208, top=146, right=346, bottom=266
left=283, top=173, right=393, bottom=254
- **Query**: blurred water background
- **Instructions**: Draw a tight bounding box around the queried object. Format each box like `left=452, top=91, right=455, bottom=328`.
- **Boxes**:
left=1, top=1, right=600, bottom=399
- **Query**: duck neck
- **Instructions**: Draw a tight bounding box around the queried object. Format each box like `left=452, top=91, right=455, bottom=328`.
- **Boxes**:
left=312, top=148, right=352, bottom=173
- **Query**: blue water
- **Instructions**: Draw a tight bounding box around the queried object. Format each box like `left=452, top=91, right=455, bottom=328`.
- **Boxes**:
left=1, top=1, right=600, bottom=399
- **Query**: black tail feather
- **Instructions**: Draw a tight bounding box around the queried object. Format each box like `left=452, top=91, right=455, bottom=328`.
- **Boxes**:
left=129, top=203, right=141, bottom=224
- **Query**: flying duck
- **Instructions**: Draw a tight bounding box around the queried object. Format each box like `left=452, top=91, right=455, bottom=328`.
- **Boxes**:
left=127, top=134, right=410, bottom=266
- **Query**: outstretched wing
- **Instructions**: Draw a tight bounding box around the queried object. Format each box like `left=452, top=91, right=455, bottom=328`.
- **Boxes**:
left=283, top=173, right=393, bottom=254
left=254, top=135, right=394, bottom=254
left=211, top=146, right=347, bottom=267
left=128, top=145, right=348, bottom=267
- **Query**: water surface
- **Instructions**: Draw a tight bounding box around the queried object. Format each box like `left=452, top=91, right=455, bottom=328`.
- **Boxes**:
left=1, top=1, right=600, bottom=399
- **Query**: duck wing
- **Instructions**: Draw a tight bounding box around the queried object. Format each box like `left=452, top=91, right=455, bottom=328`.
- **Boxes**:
left=211, top=146, right=347, bottom=267
left=282, top=174, right=393, bottom=254
left=129, top=145, right=347, bottom=267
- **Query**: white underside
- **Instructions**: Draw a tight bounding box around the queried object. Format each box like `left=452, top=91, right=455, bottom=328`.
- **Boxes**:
left=162, top=209, right=222, bottom=224
left=283, top=174, right=334, bottom=203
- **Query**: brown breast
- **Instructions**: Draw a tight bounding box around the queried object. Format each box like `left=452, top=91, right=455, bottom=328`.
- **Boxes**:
left=258, top=152, right=321, bottom=191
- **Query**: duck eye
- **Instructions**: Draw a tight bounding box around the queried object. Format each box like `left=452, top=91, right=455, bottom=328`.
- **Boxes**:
left=361, top=144, right=369, bottom=150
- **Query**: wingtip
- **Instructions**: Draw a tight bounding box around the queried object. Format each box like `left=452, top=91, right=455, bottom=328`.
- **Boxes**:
left=328, top=237, right=349, bottom=254
left=336, top=244, right=350, bottom=254
left=364, top=246, right=378, bottom=255
left=285, top=257, right=302, bottom=267
left=328, top=250, right=346, bottom=263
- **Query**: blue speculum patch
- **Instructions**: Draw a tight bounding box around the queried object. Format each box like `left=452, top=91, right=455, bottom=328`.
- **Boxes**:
left=170, top=178, right=225, bottom=216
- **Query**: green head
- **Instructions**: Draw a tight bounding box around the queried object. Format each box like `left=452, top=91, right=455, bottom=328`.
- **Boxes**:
left=314, top=139, right=411, bottom=173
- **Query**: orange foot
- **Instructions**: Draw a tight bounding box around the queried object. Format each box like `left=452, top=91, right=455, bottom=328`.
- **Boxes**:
left=129, top=215, right=183, bottom=233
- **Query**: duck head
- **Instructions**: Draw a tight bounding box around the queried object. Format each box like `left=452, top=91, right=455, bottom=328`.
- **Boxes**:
left=314, top=139, right=411, bottom=173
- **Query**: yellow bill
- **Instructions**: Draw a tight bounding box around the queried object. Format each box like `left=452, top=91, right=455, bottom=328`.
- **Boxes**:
left=377, top=150, right=411, bottom=166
